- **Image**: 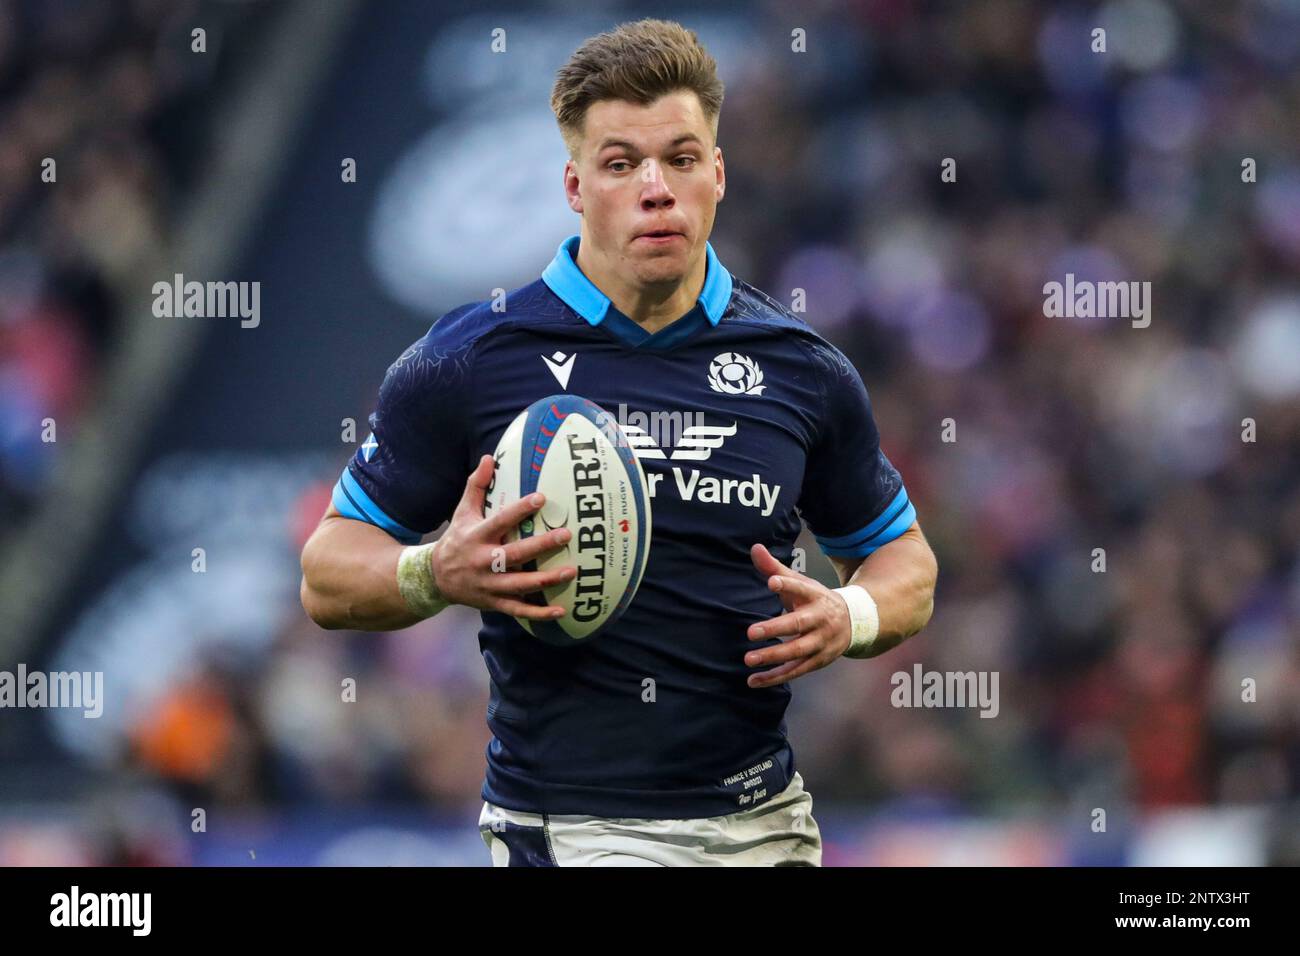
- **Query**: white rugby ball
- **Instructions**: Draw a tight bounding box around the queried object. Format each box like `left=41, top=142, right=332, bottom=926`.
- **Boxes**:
left=483, top=394, right=652, bottom=645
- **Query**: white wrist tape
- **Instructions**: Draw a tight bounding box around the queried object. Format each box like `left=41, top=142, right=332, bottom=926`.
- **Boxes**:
left=834, top=584, right=880, bottom=658
left=397, top=539, right=451, bottom=619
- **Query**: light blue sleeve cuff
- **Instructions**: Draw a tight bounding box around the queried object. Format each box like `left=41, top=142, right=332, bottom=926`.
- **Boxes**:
left=332, top=466, right=422, bottom=545
left=814, top=487, right=916, bottom=558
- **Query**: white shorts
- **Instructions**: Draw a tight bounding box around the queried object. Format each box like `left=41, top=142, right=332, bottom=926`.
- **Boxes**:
left=478, top=771, right=822, bottom=867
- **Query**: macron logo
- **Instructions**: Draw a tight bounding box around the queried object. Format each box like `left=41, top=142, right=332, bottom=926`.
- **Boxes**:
left=541, top=351, right=577, bottom=389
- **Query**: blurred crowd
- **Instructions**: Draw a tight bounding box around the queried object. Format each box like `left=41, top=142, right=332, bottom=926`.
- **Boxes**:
left=761, top=1, right=1300, bottom=826
left=9, top=0, right=1300, bottom=863
left=0, top=0, right=266, bottom=548
left=127, top=587, right=496, bottom=816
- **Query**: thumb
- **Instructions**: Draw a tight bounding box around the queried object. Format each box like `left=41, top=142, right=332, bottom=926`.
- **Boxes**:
left=750, top=543, right=793, bottom=579
left=458, top=454, right=496, bottom=519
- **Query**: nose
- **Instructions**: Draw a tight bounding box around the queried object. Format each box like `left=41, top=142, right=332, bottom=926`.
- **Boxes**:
left=639, top=159, right=675, bottom=210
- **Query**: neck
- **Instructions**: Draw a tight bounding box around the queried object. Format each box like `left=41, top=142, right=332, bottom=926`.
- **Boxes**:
left=575, top=234, right=707, bottom=335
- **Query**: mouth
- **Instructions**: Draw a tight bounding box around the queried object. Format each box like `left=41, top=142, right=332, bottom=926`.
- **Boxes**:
left=635, top=230, right=685, bottom=244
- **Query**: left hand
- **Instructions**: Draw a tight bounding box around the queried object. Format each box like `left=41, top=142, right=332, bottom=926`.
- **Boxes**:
left=744, top=543, right=852, bottom=688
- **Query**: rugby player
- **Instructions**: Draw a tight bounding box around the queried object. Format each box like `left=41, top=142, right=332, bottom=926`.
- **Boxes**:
left=300, top=18, right=938, bottom=866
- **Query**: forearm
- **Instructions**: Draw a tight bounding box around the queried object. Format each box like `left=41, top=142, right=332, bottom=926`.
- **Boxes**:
left=300, top=517, right=427, bottom=631
left=840, top=531, right=937, bottom=657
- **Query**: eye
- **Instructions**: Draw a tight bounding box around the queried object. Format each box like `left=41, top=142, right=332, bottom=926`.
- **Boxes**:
left=608, top=160, right=633, bottom=173
left=672, top=155, right=697, bottom=168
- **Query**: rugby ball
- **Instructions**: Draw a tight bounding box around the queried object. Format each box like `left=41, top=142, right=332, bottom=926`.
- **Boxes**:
left=484, top=394, right=652, bottom=646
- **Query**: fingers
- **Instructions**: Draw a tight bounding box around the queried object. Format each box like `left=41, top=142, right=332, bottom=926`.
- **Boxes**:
left=747, top=600, right=820, bottom=641
left=479, top=490, right=547, bottom=542
left=766, top=572, right=820, bottom=602
left=496, top=527, right=571, bottom=568
left=752, top=544, right=812, bottom=612
left=486, top=565, right=576, bottom=596
left=745, top=633, right=821, bottom=669
left=748, top=655, right=821, bottom=689
left=742, top=614, right=826, bottom=689
left=744, top=578, right=851, bottom=686
left=441, top=465, right=577, bottom=622
left=765, top=571, right=820, bottom=613
left=493, top=597, right=568, bottom=621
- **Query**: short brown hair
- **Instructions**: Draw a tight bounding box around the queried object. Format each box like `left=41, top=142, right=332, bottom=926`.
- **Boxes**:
left=551, top=19, right=724, bottom=159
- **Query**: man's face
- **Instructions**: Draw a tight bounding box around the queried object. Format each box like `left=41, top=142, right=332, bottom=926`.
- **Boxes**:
left=564, top=90, right=725, bottom=288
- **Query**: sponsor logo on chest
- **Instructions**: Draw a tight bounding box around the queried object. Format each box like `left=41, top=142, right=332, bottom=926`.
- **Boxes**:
left=602, top=407, right=781, bottom=516
left=535, top=349, right=784, bottom=516
left=651, top=466, right=781, bottom=517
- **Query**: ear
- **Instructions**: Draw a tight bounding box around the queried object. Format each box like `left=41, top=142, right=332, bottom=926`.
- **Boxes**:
left=564, top=159, right=583, bottom=214
left=714, top=146, right=726, bottom=203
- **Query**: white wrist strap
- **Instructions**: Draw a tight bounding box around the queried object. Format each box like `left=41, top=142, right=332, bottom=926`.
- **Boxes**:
left=834, top=584, right=879, bottom=658
left=397, top=539, right=451, bottom=618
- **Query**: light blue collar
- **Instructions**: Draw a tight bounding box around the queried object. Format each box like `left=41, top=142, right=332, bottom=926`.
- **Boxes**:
left=541, top=234, right=733, bottom=327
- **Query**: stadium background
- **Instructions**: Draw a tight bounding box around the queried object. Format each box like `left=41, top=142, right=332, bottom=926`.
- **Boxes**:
left=1, top=0, right=1298, bottom=865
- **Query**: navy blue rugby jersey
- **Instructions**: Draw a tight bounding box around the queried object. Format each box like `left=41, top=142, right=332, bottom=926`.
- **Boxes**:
left=332, top=235, right=917, bottom=819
